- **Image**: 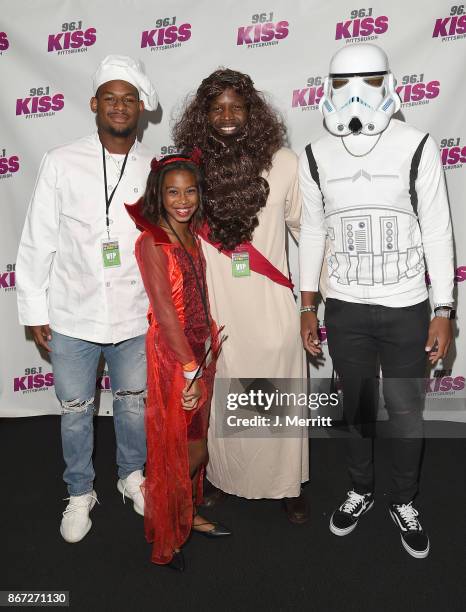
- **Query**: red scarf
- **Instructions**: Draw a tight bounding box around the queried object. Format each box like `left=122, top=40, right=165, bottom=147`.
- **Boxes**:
left=198, top=223, right=294, bottom=291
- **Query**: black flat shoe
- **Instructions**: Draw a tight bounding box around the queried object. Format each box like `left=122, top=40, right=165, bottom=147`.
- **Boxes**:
left=167, top=550, right=185, bottom=572
left=192, top=521, right=232, bottom=538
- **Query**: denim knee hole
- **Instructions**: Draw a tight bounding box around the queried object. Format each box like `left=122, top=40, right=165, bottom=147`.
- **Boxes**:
left=114, top=389, right=146, bottom=414
left=60, top=397, right=94, bottom=415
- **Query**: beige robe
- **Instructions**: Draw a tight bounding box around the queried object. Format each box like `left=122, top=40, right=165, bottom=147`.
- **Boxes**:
left=203, top=148, right=309, bottom=499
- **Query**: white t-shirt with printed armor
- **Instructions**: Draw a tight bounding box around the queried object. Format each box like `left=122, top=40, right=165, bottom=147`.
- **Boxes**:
left=299, top=119, right=454, bottom=308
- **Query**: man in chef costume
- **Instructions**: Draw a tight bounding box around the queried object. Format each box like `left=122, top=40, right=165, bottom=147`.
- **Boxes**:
left=299, top=43, right=455, bottom=558
left=16, top=56, right=157, bottom=543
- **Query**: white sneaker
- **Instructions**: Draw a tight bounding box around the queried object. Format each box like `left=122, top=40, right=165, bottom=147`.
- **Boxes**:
left=60, top=490, right=98, bottom=543
left=117, top=470, right=145, bottom=516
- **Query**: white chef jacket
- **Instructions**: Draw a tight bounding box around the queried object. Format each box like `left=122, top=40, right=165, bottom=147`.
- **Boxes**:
left=16, top=132, right=152, bottom=343
left=299, top=119, right=454, bottom=308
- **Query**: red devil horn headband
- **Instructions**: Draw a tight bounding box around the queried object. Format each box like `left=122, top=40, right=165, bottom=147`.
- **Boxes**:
left=150, top=147, right=202, bottom=173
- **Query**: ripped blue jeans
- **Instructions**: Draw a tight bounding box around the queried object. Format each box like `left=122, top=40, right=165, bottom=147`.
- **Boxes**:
left=50, top=331, right=147, bottom=496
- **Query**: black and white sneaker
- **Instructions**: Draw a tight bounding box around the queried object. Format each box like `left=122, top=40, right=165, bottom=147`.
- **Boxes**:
left=329, top=490, right=374, bottom=536
left=389, top=501, right=430, bottom=559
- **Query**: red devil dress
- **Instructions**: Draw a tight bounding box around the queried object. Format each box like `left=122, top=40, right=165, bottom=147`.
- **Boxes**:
left=126, top=201, right=218, bottom=565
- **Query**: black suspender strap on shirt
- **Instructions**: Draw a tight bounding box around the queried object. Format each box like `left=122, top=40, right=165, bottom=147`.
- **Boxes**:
left=305, top=143, right=326, bottom=211
left=409, top=133, right=429, bottom=218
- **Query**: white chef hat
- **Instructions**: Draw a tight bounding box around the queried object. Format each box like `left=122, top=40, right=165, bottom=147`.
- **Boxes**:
left=92, top=54, right=158, bottom=111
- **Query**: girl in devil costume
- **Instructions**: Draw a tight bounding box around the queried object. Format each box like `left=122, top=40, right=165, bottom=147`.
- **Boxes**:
left=126, top=152, right=230, bottom=570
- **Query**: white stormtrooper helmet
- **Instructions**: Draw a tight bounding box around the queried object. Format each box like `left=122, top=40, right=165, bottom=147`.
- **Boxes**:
left=319, top=43, right=401, bottom=136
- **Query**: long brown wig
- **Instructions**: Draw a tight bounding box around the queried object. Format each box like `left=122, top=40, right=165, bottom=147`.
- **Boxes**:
left=173, top=68, right=286, bottom=250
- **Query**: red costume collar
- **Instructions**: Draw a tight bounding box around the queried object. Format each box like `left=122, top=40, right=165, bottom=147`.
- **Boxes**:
left=125, top=199, right=172, bottom=245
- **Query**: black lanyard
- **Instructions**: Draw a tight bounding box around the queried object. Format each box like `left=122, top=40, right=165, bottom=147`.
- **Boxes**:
left=165, top=217, right=210, bottom=330
left=102, top=144, right=129, bottom=238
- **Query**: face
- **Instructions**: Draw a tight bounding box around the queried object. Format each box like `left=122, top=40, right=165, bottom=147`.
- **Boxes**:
left=90, top=79, right=144, bottom=137
left=207, top=87, right=248, bottom=141
left=161, top=169, right=199, bottom=225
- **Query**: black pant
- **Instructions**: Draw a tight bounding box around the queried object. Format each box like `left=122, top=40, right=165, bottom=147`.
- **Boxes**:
left=325, top=298, right=430, bottom=504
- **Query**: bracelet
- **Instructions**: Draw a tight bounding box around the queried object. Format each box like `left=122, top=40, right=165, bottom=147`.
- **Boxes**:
left=182, top=361, right=201, bottom=380
left=183, top=368, right=202, bottom=380
left=434, top=302, right=454, bottom=310
left=300, top=305, right=317, bottom=314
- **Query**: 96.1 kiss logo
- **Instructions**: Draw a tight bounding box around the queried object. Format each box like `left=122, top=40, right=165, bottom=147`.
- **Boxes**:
left=0, top=150, right=20, bottom=181
left=13, top=367, right=54, bottom=394
left=160, top=144, right=179, bottom=156
left=432, top=4, right=466, bottom=41
left=0, top=263, right=16, bottom=292
left=425, top=374, right=465, bottom=394
left=48, top=20, right=96, bottom=55
left=236, top=12, right=289, bottom=49
left=141, top=16, right=191, bottom=51
left=16, top=86, right=64, bottom=119
left=456, top=265, right=466, bottom=282
left=291, top=76, right=323, bottom=111
left=0, top=31, right=9, bottom=53
left=441, top=137, right=466, bottom=170
left=395, top=73, right=440, bottom=108
left=335, top=7, right=388, bottom=43
left=96, top=370, right=111, bottom=392
left=318, top=325, right=327, bottom=344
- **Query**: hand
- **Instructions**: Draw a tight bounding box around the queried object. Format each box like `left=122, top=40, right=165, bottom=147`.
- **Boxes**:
left=29, top=324, right=52, bottom=352
left=182, top=379, right=202, bottom=411
left=425, top=317, right=452, bottom=364
left=300, top=311, right=321, bottom=356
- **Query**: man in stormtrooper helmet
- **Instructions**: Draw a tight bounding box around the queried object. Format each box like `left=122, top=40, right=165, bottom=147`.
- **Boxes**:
left=299, top=43, right=454, bottom=559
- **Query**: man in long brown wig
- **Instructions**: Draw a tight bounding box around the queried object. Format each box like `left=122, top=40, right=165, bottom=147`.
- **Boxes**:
left=173, top=69, right=309, bottom=523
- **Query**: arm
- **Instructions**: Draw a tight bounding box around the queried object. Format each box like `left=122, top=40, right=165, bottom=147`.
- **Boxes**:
left=298, top=151, right=327, bottom=355
left=16, top=152, right=59, bottom=352
left=284, top=156, right=302, bottom=243
left=416, top=136, right=455, bottom=362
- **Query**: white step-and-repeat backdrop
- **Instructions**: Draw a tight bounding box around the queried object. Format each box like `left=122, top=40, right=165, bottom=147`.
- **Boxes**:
left=1, top=0, right=465, bottom=417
